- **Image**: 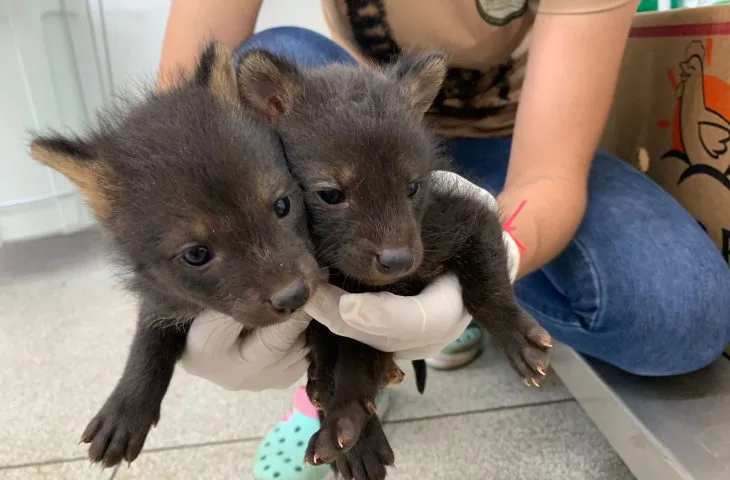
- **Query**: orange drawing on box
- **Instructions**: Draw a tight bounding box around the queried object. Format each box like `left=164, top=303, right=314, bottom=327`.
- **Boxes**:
left=653, top=38, right=730, bottom=246
left=656, top=39, right=730, bottom=163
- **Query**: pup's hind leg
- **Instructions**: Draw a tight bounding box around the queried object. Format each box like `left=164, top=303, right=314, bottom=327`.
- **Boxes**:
left=331, top=357, right=398, bottom=480
left=335, top=415, right=394, bottom=480
left=305, top=336, right=395, bottom=472
left=304, top=321, right=345, bottom=466
left=305, top=337, right=378, bottom=463
left=304, top=321, right=337, bottom=413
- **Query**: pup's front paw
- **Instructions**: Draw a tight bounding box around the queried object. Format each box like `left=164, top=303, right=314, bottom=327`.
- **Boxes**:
left=81, top=393, right=159, bottom=467
left=335, top=417, right=394, bottom=480
left=500, top=307, right=552, bottom=387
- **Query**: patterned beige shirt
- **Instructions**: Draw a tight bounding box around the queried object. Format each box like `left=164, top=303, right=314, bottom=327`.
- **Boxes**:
left=321, top=0, right=635, bottom=138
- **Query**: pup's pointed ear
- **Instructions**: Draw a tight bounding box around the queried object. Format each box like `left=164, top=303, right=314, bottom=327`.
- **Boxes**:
left=236, top=49, right=302, bottom=121
left=388, top=52, right=447, bottom=117
left=29, top=135, right=113, bottom=220
left=194, top=42, right=238, bottom=103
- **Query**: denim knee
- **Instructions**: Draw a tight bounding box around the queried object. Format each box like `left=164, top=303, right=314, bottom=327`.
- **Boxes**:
left=234, top=26, right=356, bottom=70
left=520, top=248, right=730, bottom=377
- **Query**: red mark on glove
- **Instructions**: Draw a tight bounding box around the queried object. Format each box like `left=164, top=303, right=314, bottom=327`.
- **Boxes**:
left=502, top=200, right=528, bottom=253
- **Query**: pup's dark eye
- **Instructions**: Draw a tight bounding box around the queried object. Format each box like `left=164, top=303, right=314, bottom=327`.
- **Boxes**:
left=407, top=182, right=420, bottom=198
left=317, top=189, right=345, bottom=205
left=274, top=196, right=291, bottom=218
left=183, top=245, right=213, bottom=266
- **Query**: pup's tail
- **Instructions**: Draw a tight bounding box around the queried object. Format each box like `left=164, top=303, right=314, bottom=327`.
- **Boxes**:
left=412, top=359, right=427, bottom=394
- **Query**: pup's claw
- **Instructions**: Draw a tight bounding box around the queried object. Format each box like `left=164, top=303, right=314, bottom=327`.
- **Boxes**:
left=503, top=309, right=553, bottom=384
left=386, top=365, right=406, bottom=386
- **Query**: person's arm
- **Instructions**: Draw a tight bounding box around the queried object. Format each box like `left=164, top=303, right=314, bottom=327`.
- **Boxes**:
left=499, top=0, right=639, bottom=279
left=157, top=0, right=263, bottom=89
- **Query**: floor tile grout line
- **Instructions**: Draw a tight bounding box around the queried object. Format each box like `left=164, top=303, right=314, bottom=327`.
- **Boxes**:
left=0, top=457, right=91, bottom=471
left=0, top=437, right=273, bottom=471
left=383, top=397, right=575, bottom=427
left=135, top=436, right=267, bottom=455
left=0, top=397, right=575, bottom=471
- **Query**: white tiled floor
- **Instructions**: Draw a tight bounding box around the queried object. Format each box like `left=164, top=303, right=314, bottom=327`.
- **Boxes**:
left=0, top=229, right=634, bottom=479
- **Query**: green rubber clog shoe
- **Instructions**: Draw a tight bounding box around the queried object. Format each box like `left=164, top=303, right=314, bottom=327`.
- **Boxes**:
left=424, top=322, right=484, bottom=370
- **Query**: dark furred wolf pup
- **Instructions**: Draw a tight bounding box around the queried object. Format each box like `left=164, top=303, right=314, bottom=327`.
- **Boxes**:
left=236, top=51, right=553, bottom=479
left=28, top=43, right=320, bottom=468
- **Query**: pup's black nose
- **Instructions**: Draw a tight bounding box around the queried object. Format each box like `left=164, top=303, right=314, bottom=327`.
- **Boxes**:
left=269, top=281, right=310, bottom=315
left=376, top=249, right=414, bottom=275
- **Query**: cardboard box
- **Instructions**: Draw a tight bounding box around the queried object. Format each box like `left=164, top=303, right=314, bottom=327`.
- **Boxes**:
left=600, top=5, right=730, bottom=355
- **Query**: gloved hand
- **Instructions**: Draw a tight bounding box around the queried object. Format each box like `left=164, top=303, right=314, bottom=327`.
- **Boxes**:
left=180, top=309, right=311, bottom=391
left=180, top=272, right=473, bottom=391
left=304, top=272, right=472, bottom=360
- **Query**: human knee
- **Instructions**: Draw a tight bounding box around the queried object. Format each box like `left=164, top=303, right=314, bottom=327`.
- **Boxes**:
left=532, top=257, right=730, bottom=376
left=604, top=277, right=730, bottom=376
left=246, top=26, right=327, bottom=48
left=668, top=278, right=730, bottom=373
left=535, top=147, right=730, bottom=375
left=236, top=26, right=355, bottom=69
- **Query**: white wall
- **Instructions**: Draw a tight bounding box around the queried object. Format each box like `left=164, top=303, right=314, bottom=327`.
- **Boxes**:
left=0, top=0, right=104, bottom=243
left=0, top=0, right=325, bottom=244
left=96, top=0, right=327, bottom=91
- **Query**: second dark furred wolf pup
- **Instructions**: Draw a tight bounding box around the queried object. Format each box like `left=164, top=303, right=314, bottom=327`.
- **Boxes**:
left=236, top=50, right=553, bottom=480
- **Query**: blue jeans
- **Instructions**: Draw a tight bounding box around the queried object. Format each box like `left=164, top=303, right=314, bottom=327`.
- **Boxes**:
left=237, top=27, right=730, bottom=376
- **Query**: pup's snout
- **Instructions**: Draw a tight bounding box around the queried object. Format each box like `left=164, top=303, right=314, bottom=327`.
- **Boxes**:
left=269, top=281, right=310, bottom=316
left=375, top=248, right=414, bottom=275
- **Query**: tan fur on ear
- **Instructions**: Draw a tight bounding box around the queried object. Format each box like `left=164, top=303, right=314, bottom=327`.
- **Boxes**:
left=236, top=50, right=302, bottom=121
left=396, top=53, right=448, bottom=117
left=196, top=42, right=238, bottom=103
left=30, top=142, right=114, bottom=220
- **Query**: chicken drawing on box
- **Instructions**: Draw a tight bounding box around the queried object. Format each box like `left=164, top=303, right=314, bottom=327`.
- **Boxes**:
left=652, top=39, right=730, bottom=265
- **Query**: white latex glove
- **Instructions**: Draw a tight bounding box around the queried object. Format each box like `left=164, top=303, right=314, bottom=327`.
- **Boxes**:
left=180, top=309, right=310, bottom=391
left=304, top=273, right=472, bottom=360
